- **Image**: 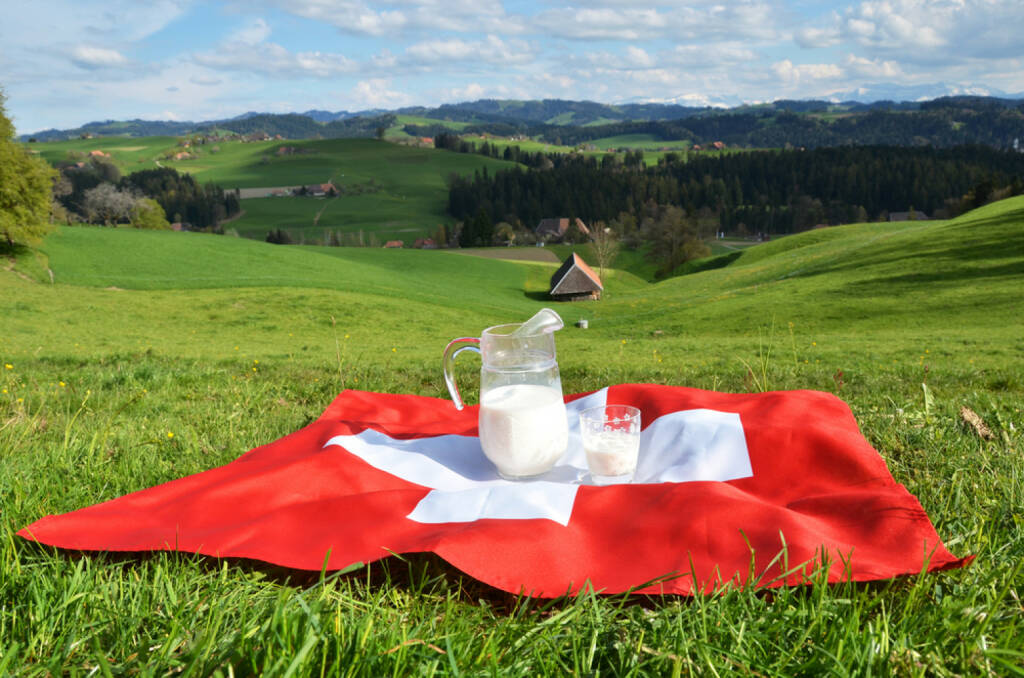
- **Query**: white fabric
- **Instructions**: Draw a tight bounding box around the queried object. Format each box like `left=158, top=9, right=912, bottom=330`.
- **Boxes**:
left=323, top=387, right=752, bottom=525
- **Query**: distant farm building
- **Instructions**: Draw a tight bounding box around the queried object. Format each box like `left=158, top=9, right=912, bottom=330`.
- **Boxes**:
left=889, top=210, right=930, bottom=222
left=414, top=238, right=438, bottom=249
left=297, top=182, right=338, bottom=197
left=535, top=217, right=590, bottom=242
left=549, top=252, right=603, bottom=302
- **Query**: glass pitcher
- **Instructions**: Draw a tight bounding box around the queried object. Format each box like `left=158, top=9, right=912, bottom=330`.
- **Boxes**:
left=443, top=311, right=569, bottom=480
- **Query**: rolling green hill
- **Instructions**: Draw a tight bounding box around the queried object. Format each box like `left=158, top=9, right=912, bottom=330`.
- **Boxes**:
left=12, top=196, right=1023, bottom=377
left=37, top=137, right=519, bottom=242
left=3, top=197, right=1023, bottom=674
left=31, top=135, right=179, bottom=171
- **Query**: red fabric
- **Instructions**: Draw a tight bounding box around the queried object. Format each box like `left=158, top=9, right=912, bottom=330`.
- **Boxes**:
left=18, top=385, right=969, bottom=596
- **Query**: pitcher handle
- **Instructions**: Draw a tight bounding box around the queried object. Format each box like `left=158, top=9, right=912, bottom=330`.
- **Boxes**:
left=442, top=337, right=481, bottom=410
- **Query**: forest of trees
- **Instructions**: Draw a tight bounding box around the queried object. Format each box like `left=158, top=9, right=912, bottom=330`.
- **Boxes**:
left=409, top=101, right=1024, bottom=151
left=120, top=168, right=240, bottom=230
left=538, top=105, right=1024, bottom=150
left=53, top=160, right=239, bottom=230
left=446, top=145, right=1024, bottom=238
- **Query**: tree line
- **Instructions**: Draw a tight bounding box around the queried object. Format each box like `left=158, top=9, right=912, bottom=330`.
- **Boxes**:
left=446, top=144, right=1024, bottom=238
left=413, top=102, right=1024, bottom=151
left=53, top=157, right=240, bottom=231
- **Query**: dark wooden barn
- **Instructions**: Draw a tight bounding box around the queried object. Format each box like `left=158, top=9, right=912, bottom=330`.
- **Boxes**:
left=549, top=252, right=603, bottom=301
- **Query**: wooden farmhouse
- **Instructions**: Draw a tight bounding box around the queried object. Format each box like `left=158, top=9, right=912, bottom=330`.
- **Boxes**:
left=536, top=217, right=590, bottom=242
left=549, top=253, right=603, bottom=301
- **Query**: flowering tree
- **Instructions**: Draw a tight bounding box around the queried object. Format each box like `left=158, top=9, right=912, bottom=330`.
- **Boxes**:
left=82, top=183, right=137, bottom=225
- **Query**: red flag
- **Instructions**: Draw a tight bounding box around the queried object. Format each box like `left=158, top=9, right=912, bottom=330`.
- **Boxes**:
left=18, top=385, right=969, bottom=596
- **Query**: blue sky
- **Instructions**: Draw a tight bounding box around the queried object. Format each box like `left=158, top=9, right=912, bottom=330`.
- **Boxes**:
left=2, top=0, right=1023, bottom=135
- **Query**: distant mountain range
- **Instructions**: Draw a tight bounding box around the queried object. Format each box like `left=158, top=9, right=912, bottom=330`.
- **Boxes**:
left=20, top=95, right=1024, bottom=150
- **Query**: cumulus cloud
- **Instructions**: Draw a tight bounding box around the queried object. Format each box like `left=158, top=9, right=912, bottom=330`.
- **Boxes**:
left=840, top=1, right=945, bottom=48
left=71, top=46, right=129, bottom=69
left=193, top=19, right=357, bottom=77
left=350, top=79, right=415, bottom=108
left=795, top=26, right=840, bottom=49
left=403, top=35, right=534, bottom=66
left=273, top=0, right=522, bottom=36
left=227, top=18, right=273, bottom=45
left=772, top=59, right=843, bottom=85
left=665, top=44, right=759, bottom=68
left=534, top=2, right=778, bottom=42
left=844, top=54, right=902, bottom=78
left=624, top=46, right=655, bottom=68
left=797, top=0, right=1024, bottom=63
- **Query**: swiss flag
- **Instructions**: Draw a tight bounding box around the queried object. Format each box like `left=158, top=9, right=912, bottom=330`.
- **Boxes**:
left=18, top=385, right=969, bottom=596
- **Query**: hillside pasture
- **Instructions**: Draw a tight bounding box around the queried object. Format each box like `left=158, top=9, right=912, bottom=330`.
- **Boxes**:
left=587, top=134, right=692, bottom=151
left=2, top=198, right=1023, bottom=674
left=30, top=135, right=179, bottom=171
left=164, top=138, right=519, bottom=241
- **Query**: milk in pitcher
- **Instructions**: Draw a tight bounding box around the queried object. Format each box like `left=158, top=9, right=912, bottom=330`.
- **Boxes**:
left=478, top=383, right=568, bottom=478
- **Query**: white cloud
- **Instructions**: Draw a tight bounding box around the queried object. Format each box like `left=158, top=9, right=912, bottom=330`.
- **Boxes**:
left=403, top=35, right=534, bottom=66
left=193, top=19, right=357, bottom=77
left=797, top=0, right=1024, bottom=63
left=534, top=2, right=778, bottom=41
left=189, top=74, right=223, bottom=86
left=844, top=54, right=902, bottom=78
left=227, top=18, right=272, bottom=45
left=195, top=42, right=358, bottom=77
left=71, top=46, right=129, bottom=69
left=534, top=7, right=663, bottom=40
left=272, top=0, right=523, bottom=36
left=795, top=26, right=840, bottom=49
left=772, top=59, right=843, bottom=85
left=624, top=46, right=654, bottom=68
left=350, top=79, right=415, bottom=108
left=665, top=44, right=759, bottom=68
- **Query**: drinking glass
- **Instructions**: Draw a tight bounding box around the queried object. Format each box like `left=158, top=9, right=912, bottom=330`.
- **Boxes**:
left=579, top=405, right=641, bottom=484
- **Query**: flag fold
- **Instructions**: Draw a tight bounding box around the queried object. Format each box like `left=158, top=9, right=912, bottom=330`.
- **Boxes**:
left=18, top=385, right=970, bottom=596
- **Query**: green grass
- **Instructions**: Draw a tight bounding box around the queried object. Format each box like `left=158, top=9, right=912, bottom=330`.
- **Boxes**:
left=34, top=137, right=518, bottom=241
left=587, top=134, right=692, bottom=151
left=393, top=115, right=472, bottom=131
left=2, top=197, right=1023, bottom=674
left=179, top=138, right=516, bottom=241
left=29, top=136, right=180, bottom=172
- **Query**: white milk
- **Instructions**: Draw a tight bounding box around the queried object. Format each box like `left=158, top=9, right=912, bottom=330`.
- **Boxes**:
left=479, top=384, right=568, bottom=478
left=584, top=430, right=640, bottom=480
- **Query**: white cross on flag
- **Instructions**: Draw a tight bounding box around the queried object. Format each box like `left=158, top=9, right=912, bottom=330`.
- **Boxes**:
left=19, top=384, right=968, bottom=596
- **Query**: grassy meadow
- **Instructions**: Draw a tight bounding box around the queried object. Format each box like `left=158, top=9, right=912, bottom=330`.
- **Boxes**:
left=168, top=138, right=517, bottom=242
left=30, top=135, right=180, bottom=172
left=35, top=136, right=518, bottom=242
left=2, top=196, right=1023, bottom=674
